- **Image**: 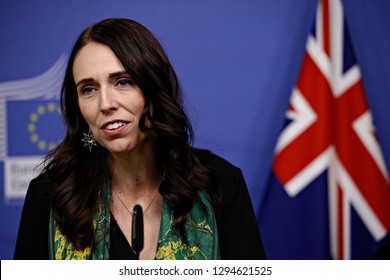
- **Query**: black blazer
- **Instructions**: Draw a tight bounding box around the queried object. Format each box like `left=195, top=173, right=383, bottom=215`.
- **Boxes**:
left=14, top=152, right=266, bottom=260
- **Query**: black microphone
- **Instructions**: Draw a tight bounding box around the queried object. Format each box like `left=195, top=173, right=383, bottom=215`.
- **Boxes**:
left=131, top=204, right=144, bottom=258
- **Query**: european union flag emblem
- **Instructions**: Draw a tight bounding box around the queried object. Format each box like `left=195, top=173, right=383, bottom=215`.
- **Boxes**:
left=7, top=100, right=64, bottom=156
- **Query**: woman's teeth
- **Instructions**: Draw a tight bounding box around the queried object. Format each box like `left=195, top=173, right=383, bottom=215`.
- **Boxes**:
left=106, top=122, right=125, bottom=130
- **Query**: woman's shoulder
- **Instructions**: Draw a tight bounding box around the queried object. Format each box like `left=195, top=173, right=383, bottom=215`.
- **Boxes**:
left=194, top=149, right=245, bottom=196
left=195, top=149, right=242, bottom=176
left=24, top=176, right=56, bottom=209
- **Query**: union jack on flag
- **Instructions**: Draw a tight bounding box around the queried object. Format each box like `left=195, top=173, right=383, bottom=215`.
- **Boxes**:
left=260, top=0, right=390, bottom=259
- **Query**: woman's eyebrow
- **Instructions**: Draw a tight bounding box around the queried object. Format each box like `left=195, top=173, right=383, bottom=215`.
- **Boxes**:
left=75, top=71, right=130, bottom=87
left=109, top=71, right=130, bottom=79
left=75, top=78, right=94, bottom=88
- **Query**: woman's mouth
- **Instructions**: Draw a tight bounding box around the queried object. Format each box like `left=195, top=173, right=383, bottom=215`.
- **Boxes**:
left=102, top=121, right=129, bottom=136
left=105, top=122, right=126, bottom=130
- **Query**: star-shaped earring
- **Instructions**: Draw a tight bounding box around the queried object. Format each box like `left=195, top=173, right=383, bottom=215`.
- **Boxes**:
left=81, top=129, right=97, bottom=152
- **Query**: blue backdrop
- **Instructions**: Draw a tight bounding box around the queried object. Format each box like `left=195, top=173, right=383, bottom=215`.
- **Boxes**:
left=1, top=0, right=389, bottom=259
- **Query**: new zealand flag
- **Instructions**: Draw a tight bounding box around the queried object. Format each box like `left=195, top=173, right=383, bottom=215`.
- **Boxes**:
left=259, top=0, right=390, bottom=259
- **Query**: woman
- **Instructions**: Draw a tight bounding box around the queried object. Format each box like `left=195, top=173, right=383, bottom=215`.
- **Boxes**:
left=14, top=18, right=266, bottom=260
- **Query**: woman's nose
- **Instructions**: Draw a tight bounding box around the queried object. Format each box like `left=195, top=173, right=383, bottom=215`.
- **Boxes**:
left=100, top=87, right=118, bottom=113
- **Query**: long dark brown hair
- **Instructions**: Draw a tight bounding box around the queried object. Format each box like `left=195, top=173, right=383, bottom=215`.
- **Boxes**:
left=38, top=18, right=217, bottom=249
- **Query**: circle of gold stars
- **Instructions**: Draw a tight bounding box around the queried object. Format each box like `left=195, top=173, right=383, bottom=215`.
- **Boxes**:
left=28, top=102, right=61, bottom=151
left=81, top=129, right=97, bottom=151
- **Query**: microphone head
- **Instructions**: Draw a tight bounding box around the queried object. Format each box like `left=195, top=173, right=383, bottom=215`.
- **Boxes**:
left=132, top=204, right=144, bottom=256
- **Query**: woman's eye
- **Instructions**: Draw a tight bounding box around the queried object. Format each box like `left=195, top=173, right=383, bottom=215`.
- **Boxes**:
left=80, top=86, right=95, bottom=95
left=117, top=78, right=134, bottom=87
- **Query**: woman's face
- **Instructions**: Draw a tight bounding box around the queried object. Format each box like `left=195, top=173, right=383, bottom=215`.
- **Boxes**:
left=73, top=42, right=151, bottom=156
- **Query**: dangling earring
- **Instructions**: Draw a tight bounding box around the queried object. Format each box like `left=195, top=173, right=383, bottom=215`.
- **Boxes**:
left=81, top=128, right=97, bottom=151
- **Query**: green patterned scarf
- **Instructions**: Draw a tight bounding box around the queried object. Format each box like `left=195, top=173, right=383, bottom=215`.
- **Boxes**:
left=48, top=183, right=111, bottom=260
left=48, top=185, right=219, bottom=260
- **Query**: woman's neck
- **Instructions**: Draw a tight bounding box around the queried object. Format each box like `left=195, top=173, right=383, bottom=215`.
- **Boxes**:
left=108, top=143, right=162, bottom=197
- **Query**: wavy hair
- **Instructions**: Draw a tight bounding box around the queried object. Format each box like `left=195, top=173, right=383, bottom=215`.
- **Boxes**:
left=38, top=18, right=217, bottom=250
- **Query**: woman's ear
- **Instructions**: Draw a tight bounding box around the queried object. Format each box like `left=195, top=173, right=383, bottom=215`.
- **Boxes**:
left=143, top=103, right=153, bottom=129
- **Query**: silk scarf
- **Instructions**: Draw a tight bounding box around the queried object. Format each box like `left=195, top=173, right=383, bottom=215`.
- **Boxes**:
left=48, top=184, right=219, bottom=259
